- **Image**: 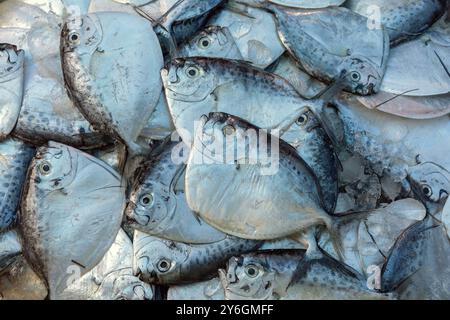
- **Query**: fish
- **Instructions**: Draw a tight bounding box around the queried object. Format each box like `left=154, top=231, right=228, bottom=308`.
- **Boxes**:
left=126, top=139, right=227, bottom=244
left=56, top=229, right=153, bottom=300
left=0, top=256, right=48, bottom=300
left=61, top=12, right=164, bottom=155
left=163, top=57, right=343, bottom=205
left=167, top=277, right=225, bottom=300
left=184, top=112, right=342, bottom=243
left=345, top=0, right=446, bottom=45
left=407, top=161, right=450, bottom=219
left=319, top=199, right=426, bottom=276
left=378, top=15, right=450, bottom=97
left=219, top=250, right=393, bottom=300
left=19, top=141, right=126, bottom=297
left=208, top=0, right=286, bottom=68
left=381, top=215, right=450, bottom=299
left=256, top=3, right=389, bottom=95
left=356, top=92, right=450, bottom=120
left=178, top=25, right=244, bottom=61
left=0, top=44, right=25, bottom=140
left=88, top=144, right=128, bottom=174
left=133, top=230, right=262, bottom=285
left=0, top=18, right=110, bottom=149
left=0, top=230, right=22, bottom=274
left=134, top=0, right=226, bottom=51
left=331, top=94, right=450, bottom=184
left=0, top=138, right=35, bottom=232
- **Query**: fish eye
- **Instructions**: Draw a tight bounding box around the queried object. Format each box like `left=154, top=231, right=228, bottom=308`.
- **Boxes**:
left=422, top=185, right=433, bottom=198
left=296, top=113, right=308, bottom=126
left=156, top=259, right=171, bottom=273
left=68, top=32, right=80, bottom=44
left=38, top=161, right=52, bottom=175
left=244, top=264, right=259, bottom=278
left=350, top=71, right=361, bottom=82
left=198, top=37, right=211, bottom=49
left=186, top=66, right=200, bottom=78
left=139, top=193, right=154, bottom=207
left=222, top=124, right=236, bottom=136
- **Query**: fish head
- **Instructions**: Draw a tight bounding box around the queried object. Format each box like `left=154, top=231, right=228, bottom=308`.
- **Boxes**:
left=61, top=13, right=102, bottom=57
left=134, top=238, right=188, bottom=284
left=340, top=57, right=382, bottom=95
left=126, top=180, right=173, bottom=231
left=0, top=44, right=24, bottom=80
left=178, top=26, right=242, bottom=60
left=220, top=255, right=275, bottom=300
left=192, top=112, right=260, bottom=165
left=407, top=162, right=450, bottom=207
left=111, top=275, right=154, bottom=300
left=161, top=58, right=218, bottom=103
left=29, top=142, right=78, bottom=192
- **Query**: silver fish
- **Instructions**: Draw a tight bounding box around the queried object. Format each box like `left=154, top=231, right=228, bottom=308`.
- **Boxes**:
left=178, top=25, right=244, bottom=61
left=19, top=141, right=126, bottom=297
left=346, top=0, right=446, bottom=45
left=266, top=0, right=345, bottom=8
left=381, top=215, right=450, bottom=299
left=0, top=256, right=48, bottom=300
left=208, top=1, right=285, bottom=68
left=133, top=230, right=262, bottom=285
left=0, top=44, right=24, bottom=140
left=56, top=229, right=153, bottom=300
left=126, top=139, right=227, bottom=244
left=61, top=12, right=163, bottom=154
left=407, top=161, right=450, bottom=215
left=379, top=15, right=450, bottom=97
left=443, top=198, right=450, bottom=240
left=220, top=250, right=392, bottom=300
left=185, top=112, right=341, bottom=242
left=0, top=138, right=35, bottom=232
left=167, top=277, right=225, bottom=300
left=260, top=3, right=389, bottom=95
left=0, top=230, right=22, bottom=274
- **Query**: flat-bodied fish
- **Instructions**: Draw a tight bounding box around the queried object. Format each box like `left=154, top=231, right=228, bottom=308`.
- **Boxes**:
left=379, top=15, right=450, bottom=97
left=133, top=230, right=262, bottom=285
left=19, top=141, right=126, bottom=297
left=220, top=250, right=393, bottom=300
left=443, top=198, right=450, bottom=240
left=0, top=44, right=24, bottom=140
left=185, top=112, right=342, bottom=242
left=0, top=138, right=35, bottom=232
left=381, top=215, right=450, bottom=299
left=209, top=0, right=285, bottom=68
left=126, top=139, right=227, bottom=244
left=267, top=0, right=345, bottom=8
left=61, top=12, right=163, bottom=154
left=56, top=229, right=153, bottom=300
left=346, top=0, right=446, bottom=45
left=255, top=3, right=389, bottom=95
left=178, top=26, right=244, bottom=61
left=167, top=277, right=225, bottom=300
left=0, top=230, right=22, bottom=274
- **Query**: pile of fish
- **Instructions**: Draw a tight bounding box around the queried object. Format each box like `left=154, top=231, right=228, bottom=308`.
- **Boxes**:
left=0, top=0, right=449, bottom=300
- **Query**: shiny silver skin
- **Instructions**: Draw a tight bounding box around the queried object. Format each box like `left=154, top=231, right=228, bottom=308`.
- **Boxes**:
left=265, top=4, right=389, bottom=95
left=346, top=0, right=446, bottom=45
left=220, top=250, right=393, bottom=300
left=19, top=141, right=126, bottom=297
left=126, top=139, right=227, bottom=244
left=0, top=44, right=24, bottom=140
left=167, top=277, right=225, bottom=300
left=61, top=12, right=163, bottom=154
left=185, top=112, right=336, bottom=240
left=0, top=138, right=35, bottom=232
left=133, top=230, right=262, bottom=285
